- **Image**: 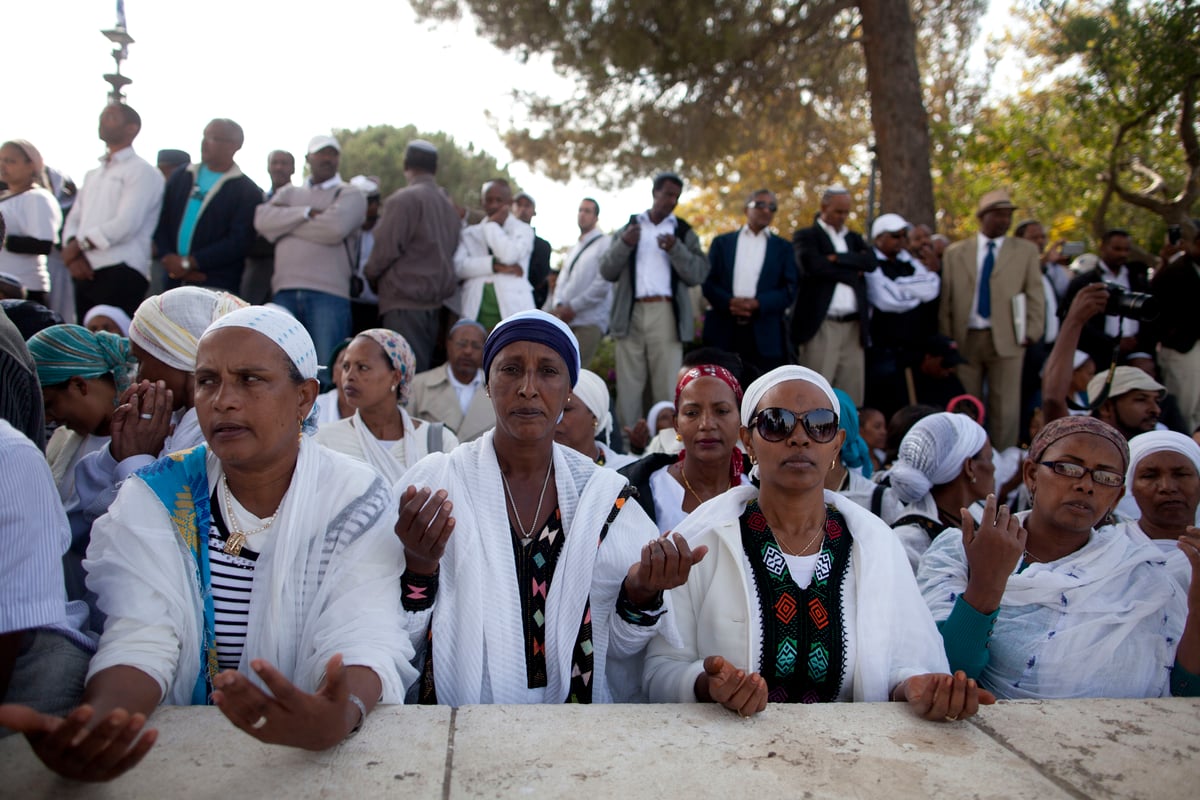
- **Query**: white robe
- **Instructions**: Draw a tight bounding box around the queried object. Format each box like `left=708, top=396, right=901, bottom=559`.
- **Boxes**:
left=396, top=433, right=673, bottom=705
left=1107, top=519, right=1192, bottom=594
left=644, top=487, right=949, bottom=703
left=918, top=519, right=1187, bottom=699
left=315, top=408, right=459, bottom=485
left=84, top=439, right=415, bottom=704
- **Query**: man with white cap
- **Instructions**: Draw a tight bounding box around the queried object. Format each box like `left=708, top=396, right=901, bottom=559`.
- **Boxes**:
left=939, top=189, right=1044, bottom=450
left=254, top=134, right=366, bottom=385
left=864, top=212, right=941, bottom=414
left=365, top=140, right=461, bottom=372
left=1088, top=365, right=1164, bottom=440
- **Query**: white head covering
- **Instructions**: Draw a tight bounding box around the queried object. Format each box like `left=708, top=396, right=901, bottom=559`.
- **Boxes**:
left=740, top=365, right=839, bottom=427
left=887, top=412, right=989, bottom=504
left=1117, top=430, right=1200, bottom=523
left=83, top=304, right=132, bottom=336
left=203, top=305, right=319, bottom=381
left=129, top=288, right=247, bottom=372
left=571, top=369, right=613, bottom=439
left=1072, top=350, right=1092, bottom=370
left=647, top=400, right=675, bottom=430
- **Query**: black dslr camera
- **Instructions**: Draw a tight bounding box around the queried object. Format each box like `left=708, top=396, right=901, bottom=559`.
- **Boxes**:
left=1103, top=282, right=1158, bottom=321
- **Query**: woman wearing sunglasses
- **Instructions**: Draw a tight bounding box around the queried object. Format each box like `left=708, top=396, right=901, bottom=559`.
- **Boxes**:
left=619, top=364, right=751, bottom=534
left=917, top=415, right=1200, bottom=699
left=645, top=366, right=989, bottom=719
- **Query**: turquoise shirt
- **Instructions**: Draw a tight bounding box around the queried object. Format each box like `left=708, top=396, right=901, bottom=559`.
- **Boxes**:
left=176, top=166, right=223, bottom=256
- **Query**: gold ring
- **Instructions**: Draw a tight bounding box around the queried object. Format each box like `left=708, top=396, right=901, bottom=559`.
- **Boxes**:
left=251, top=715, right=268, bottom=730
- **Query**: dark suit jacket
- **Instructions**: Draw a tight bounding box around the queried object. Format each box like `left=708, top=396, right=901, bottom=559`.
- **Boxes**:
left=528, top=234, right=552, bottom=308
left=790, top=220, right=875, bottom=347
left=1149, top=254, right=1200, bottom=354
left=155, top=165, right=263, bottom=293
left=1061, top=262, right=1153, bottom=368
left=702, top=229, right=799, bottom=360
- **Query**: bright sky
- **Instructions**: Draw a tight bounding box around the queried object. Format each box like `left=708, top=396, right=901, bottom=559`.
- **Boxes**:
left=8, top=0, right=649, bottom=255
left=10, top=2, right=1016, bottom=252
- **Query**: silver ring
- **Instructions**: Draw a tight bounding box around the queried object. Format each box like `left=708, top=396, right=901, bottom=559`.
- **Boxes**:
left=944, top=714, right=959, bottom=722
left=139, top=413, right=154, bottom=420
left=251, top=715, right=268, bottom=730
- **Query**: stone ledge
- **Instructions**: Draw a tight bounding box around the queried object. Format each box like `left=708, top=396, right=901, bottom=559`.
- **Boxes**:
left=3, top=699, right=1196, bottom=798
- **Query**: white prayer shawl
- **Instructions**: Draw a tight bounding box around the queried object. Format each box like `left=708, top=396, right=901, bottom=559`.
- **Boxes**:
left=315, top=408, right=458, bottom=485
left=918, top=518, right=1186, bottom=699
left=396, top=433, right=673, bottom=705
left=85, top=439, right=415, bottom=704
left=645, top=486, right=949, bottom=703
left=1108, top=519, right=1192, bottom=594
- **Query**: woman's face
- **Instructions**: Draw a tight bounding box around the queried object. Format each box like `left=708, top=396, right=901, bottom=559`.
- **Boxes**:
left=654, top=407, right=676, bottom=433
left=130, top=341, right=191, bottom=410
left=1070, top=358, right=1096, bottom=394
left=42, top=377, right=116, bottom=436
left=741, top=380, right=845, bottom=493
left=1024, top=433, right=1126, bottom=535
left=554, top=393, right=598, bottom=456
left=85, top=315, right=123, bottom=336
left=194, top=328, right=316, bottom=473
left=1132, top=451, right=1200, bottom=532
left=675, top=376, right=740, bottom=467
left=488, top=341, right=571, bottom=443
left=859, top=408, right=886, bottom=450
left=967, top=440, right=997, bottom=501
left=0, top=144, right=34, bottom=187
left=340, top=337, right=400, bottom=411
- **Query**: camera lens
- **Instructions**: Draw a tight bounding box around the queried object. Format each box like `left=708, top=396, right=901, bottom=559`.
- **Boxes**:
left=1104, top=284, right=1159, bottom=321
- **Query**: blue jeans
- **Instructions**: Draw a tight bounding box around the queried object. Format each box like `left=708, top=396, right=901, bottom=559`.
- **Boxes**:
left=271, top=289, right=351, bottom=389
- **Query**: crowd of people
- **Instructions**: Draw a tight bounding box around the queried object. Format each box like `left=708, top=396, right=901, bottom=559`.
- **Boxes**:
left=0, top=102, right=1198, bottom=782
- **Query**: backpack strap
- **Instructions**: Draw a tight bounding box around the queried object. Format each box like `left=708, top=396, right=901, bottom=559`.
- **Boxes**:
left=893, top=514, right=948, bottom=541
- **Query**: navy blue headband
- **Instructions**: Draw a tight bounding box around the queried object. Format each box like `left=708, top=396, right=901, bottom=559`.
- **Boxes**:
left=482, top=315, right=580, bottom=387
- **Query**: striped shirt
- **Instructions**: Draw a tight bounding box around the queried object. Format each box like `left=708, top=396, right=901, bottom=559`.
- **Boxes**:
left=208, top=486, right=271, bottom=671
left=0, top=420, right=95, bottom=652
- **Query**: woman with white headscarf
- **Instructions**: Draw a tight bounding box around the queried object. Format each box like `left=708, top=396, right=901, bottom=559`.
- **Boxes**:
left=395, top=310, right=699, bottom=705
left=1109, top=430, right=1200, bottom=591
left=0, top=305, right=414, bottom=780
left=645, top=365, right=988, bottom=720
left=554, top=368, right=636, bottom=469
left=72, top=287, right=247, bottom=525
left=315, top=329, right=458, bottom=484
left=882, top=412, right=995, bottom=572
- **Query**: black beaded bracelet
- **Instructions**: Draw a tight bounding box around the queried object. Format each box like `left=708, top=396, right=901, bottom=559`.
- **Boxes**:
left=615, top=581, right=665, bottom=626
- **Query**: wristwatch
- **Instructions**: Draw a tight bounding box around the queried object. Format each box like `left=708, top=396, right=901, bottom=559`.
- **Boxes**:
left=180, top=256, right=192, bottom=272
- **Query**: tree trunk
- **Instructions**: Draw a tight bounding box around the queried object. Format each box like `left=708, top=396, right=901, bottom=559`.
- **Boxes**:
left=859, top=0, right=936, bottom=227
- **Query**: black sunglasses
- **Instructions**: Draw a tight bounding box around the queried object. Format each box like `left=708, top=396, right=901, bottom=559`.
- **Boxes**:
left=747, top=200, right=778, bottom=212
left=749, top=407, right=839, bottom=443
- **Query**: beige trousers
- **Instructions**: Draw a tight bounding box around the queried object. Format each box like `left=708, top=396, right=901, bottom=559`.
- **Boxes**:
left=796, top=319, right=865, bottom=406
left=615, top=302, right=682, bottom=432
left=572, top=324, right=604, bottom=370
left=958, top=329, right=1024, bottom=449
left=1159, top=345, right=1200, bottom=434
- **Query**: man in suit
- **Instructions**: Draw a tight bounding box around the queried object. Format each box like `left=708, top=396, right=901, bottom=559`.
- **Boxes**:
left=939, top=189, right=1045, bottom=450
left=702, top=188, right=798, bottom=376
left=405, top=319, right=496, bottom=442
left=791, top=185, right=876, bottom=405
left=1060, top=228, right=1153, bottom=370
left=1150, top=221, right=1200, bottom=432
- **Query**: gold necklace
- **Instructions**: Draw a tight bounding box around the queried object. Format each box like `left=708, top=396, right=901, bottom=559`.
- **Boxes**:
left=773, top=522, right=826, bottom=557
left=221, top=475, right=283, bottom=556
left=500, top=461, right=555, bottom=542
left=678, top=463, right=730, bottom=506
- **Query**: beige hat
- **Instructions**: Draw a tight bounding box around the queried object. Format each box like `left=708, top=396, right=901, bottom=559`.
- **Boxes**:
left=1087, top=366, right=1164, bottom=403
left=976, top=189, right=1017, bottom=217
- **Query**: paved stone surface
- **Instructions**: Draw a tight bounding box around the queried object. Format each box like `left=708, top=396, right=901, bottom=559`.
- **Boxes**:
left=2, top=699, right=1197, bottom=798
left=969, top=698, right=1200, bottom=800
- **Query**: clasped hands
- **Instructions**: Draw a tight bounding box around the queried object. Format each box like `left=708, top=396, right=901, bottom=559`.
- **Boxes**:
left=109, top=380, right=174, bottom=461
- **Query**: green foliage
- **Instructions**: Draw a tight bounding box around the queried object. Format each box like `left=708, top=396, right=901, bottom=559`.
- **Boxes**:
left=332, top=124, right=518, bottom=211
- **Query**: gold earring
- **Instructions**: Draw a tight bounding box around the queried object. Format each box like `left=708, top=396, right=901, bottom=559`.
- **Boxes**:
left=675, top=433, right=682, bottom=442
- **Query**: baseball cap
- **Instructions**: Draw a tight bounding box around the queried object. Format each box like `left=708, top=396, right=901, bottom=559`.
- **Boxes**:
left=307, top=135, right=341, bottom=155
left=1087, top=366, right=1164, bottom=402
left=871, top=213, right=909, bottom=240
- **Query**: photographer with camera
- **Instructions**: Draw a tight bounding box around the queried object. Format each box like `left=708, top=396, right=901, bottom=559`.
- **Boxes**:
left=1043, top=283, right=1166, bottom=440
left=1150, top=220, right=1200, bottom=434
left=1060, top=229, right=1154, bottom=370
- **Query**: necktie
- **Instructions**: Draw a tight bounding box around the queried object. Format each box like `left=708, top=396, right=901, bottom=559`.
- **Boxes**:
left=979, top=240, right=995, bottom=319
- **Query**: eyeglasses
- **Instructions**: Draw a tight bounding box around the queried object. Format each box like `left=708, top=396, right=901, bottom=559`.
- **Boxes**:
left=885, top=230, right=907, bottom=238
left=1039, top=461, right=1125, bottom=487
left=748, top=407, right=839, bottom=443
left=747, top=200, right=778, bottom=212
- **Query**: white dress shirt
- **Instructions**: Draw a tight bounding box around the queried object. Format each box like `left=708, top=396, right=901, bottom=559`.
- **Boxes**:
left=634, top=211, right=677, bottom=298
left=732, top=224, right=769, bottom=298
left=817, top=217, right=858, bottom=316
left=968, top=233, right=1004, bottom=330
left=1097, top=262, right=1139, bottom=338
left=62, top=147, right=163, bottom=276
left=446, top=366, right=483, bottom=417
left=552, top=227, right=612, bottom=330
left=866, top=247, right=941, bottom=313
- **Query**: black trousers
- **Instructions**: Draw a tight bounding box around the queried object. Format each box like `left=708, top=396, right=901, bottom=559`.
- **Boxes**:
left=74, top=264, right=149, bottom=322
